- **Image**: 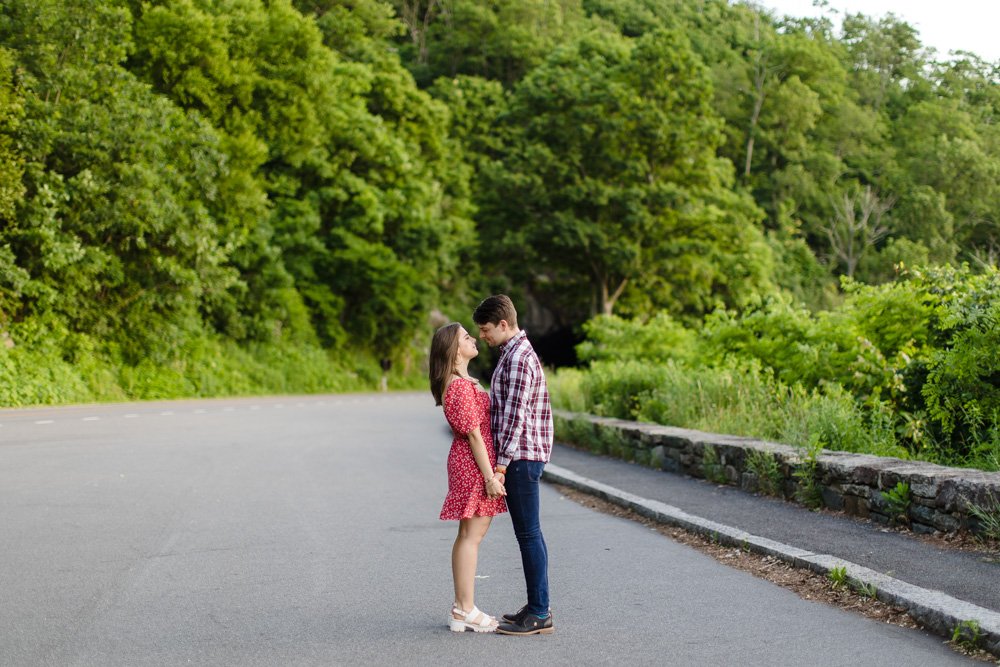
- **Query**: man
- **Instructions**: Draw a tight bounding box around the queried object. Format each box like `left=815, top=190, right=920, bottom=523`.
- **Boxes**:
left=473, top=295, right=554, bottom=636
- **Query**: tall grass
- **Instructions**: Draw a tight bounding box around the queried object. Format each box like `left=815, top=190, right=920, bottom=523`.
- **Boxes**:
left=549, top=359, right=910, bottom=460
left=0, top=331, right=417, bottom=407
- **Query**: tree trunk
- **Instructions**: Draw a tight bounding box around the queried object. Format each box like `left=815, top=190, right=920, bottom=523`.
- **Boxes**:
left=399, top=0, right=439, bottom=65
left=597, top=278, right=628, bottom=317
left=744, top=14, right=769, bottom=178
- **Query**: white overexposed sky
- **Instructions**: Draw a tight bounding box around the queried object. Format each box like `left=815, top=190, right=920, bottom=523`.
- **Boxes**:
left=759, top=0, right=1000, bottom=63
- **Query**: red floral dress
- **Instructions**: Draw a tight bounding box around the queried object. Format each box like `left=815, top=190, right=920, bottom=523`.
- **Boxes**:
left=439, top=378, right=508, bottom=520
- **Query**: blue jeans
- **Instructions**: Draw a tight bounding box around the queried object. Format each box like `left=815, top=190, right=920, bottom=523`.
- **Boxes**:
left=505, top=460, right=549, bottom=616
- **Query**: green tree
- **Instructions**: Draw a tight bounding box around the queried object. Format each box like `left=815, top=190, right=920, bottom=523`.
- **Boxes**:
left=132, top=0, right=477, bottom=357
left=0, top=47, right=27, bottom=319
left=0, top=0, right=243, bottom=358
left=392, top=0, right=588, bottom=87
left=483, top=29, right=774, bottom=320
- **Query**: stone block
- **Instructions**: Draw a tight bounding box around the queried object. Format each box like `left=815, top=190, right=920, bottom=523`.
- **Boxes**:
left=656, top=433, right=698, bottom=452
left=843, top=495, right=870, bottom=518
left=911, top=522, right=937, bottom=535
left=821, top=487, right=845, bottom=511
left=937, top=478, right=1000, bottom=512
left=852, top=464, right=884, bottom=487
left=932, top=512, right=961, bottom=533
left=661, top=458, right=680, bottom=474
left=741, top=472, right=759, bottom=493
left=910, top=504, right=936, bottom=525
left=725, top=465, right=739, bottom=484
left=869, top=511, right=889, bottom=525
left=910, top=482, right=940, bottom=499
left=841, top=484, right=871, bottom=499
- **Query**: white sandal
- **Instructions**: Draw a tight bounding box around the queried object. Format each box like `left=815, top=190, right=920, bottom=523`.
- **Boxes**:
left=449, top=605, right=498, bottom=633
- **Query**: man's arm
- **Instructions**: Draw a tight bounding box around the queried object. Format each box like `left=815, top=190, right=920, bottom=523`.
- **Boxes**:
left=494, top=351, right=535, bottom=467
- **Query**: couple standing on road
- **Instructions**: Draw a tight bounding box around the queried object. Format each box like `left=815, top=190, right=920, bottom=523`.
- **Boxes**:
left=428, top=295, right=554, bottom=636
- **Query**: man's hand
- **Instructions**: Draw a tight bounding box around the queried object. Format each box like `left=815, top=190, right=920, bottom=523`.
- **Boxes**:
left=485, top=476, right=507, bottom=498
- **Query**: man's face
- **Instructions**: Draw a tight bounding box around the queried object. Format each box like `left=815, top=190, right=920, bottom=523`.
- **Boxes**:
left=477, top=321, right=508, bottom=348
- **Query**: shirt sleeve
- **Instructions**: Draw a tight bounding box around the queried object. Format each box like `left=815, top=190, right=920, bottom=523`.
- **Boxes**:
left=443, top=380, right=479, bottom=437
left=494, top=351, right=535, bottom=466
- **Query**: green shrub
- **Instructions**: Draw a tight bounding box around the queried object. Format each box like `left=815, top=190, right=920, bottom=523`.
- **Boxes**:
left=547, top=367, right=588, bottom=412
left=882, top=481, right=912, bottom=524
left=581, top=360, right=672, bottom=420
left=576, top=313, right=698, bottom=365
left=794, top=436, right=825, bottom=509
left=745, top=449, right=784, bottom=496
left=0, top=317, right=403, bottom=407
left=559, top=265, right=1000, bottom=470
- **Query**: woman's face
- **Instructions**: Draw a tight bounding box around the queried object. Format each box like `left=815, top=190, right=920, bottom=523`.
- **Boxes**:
left=455, top=327, right=479, bottom=363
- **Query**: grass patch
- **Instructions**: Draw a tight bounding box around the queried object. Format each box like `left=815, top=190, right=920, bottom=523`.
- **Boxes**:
left=548, top=358, right=912, bottom=463
left=0, top=331, right=415, bottom=407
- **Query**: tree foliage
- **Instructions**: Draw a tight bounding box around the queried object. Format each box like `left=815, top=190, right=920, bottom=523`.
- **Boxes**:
left=1, top=0, right=999, bottom=428
left=480, top=28, right=774, bottom=319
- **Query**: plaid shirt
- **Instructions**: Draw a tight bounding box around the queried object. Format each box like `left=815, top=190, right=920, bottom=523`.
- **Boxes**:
left=489, top=330, right=553, bottom=466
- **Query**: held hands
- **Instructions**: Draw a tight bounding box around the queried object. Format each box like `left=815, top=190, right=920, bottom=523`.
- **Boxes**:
left=485, top=473, right=507, bottom=498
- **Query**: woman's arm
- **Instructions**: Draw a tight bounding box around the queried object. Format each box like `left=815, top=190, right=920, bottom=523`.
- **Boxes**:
left=468, top=426, right=506, bottom=498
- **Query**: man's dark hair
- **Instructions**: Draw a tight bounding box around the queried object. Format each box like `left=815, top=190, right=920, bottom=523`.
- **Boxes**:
left=473, top=294, right=518, bottom=329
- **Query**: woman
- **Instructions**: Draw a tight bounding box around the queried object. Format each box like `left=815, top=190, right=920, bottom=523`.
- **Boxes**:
left=429, top=322, right=508, bottom=633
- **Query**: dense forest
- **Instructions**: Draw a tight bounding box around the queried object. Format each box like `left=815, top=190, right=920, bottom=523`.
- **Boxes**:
left=0, top=0, right=998, bottom=465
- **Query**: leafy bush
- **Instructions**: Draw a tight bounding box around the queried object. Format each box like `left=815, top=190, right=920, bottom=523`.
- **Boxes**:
left=745, top=449, right=784, bottom=496
left=0, top=316, right=398, bottom=407
left=548, top=265, right=995, bottom=469
left=576, top=313, right=698, bottom=365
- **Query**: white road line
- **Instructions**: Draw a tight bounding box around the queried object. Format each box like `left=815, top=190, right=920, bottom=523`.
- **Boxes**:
left=275, top=404, right=285, bottom=409
left=160, top=411, right=174, bottom=416
left=193, top=409, right=207, bottom=414
left=250, top=406, right=261, bottom=411
left=35, top=420, right=54, bottom=425
left=124, top=414, right=138, bottom=419
left=223, top=407, right=235, bottom=412
left=82, top=417, right=99, bottom=421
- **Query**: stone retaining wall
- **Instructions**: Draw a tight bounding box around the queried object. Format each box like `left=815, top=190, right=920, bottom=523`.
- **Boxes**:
left=555, top=410, right=1000, bottom=535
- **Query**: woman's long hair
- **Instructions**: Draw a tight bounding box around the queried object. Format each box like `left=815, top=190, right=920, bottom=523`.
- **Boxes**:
left=429, top=322, right=462, bottom=406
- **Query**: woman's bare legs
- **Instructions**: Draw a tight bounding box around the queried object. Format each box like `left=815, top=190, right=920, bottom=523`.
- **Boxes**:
left=452, top=515, right=493, bottom=615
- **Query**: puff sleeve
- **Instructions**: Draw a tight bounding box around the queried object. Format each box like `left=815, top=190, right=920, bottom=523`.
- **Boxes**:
left=443, top=380, right=479, bottom=437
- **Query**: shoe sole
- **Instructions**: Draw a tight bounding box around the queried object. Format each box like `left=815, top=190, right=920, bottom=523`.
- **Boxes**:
left=495, top=627, right=554, bottom=636
left=449, top=620, right=498, bottom=633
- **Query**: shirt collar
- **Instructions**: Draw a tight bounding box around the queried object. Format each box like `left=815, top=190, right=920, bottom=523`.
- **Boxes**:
left=499, top=329, right=526, bottom=354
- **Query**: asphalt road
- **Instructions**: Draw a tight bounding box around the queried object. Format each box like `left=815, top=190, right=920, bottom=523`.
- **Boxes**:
left=0, top=393, right=974, bottom=666
left=552, top=443, right=1000, bottom=612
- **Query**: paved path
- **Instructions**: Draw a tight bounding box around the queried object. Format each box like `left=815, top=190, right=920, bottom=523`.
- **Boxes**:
left=552, top=444, right=1000, bottom=613
left=0, top=394, right=973, bottom=665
